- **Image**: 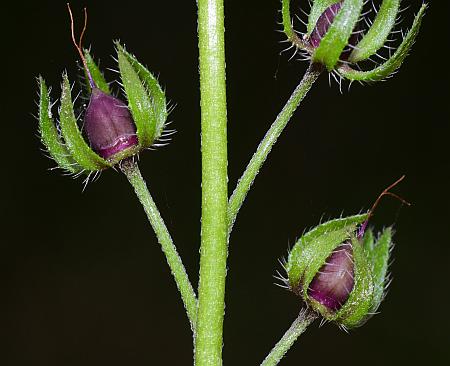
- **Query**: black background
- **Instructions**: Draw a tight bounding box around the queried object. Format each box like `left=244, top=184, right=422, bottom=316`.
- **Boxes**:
left=2, top=0, right=449, bottom=365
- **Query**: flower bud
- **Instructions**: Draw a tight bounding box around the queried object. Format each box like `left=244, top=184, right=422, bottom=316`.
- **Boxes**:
left=309, top=1, right=343, bottom=48
left=37, top=7, right=168, bottom=177
left=84, top=88, right=138, bottom=159
left=280, top=0, right=427, bottom=79
left=309, top=1, right=359, bottom=59
left=286, top=214, right=393, bottom=329
left=38, top=45, right=167, bottom=175
left=307, top=241, right=354, bottom=311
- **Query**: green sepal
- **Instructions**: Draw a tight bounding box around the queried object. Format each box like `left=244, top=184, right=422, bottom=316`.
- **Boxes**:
left=281, top=0, right=312, bottom=51
left=83, top=50, right=111, bottom=94
left=338, top=3, right=427, bottom=81
left=281, top=0, right=296, bottom=42
left=303, top=233, right=374, bottom=328
left=38, top=77, right=82, bottom=174
left=307, top=0, right=342, bottom=35
left=59, top=73, right=111, bottom=171
left=332, top=237, right=374, bottom=328
left=369, top=227, right=393, bottom=312
left=116, top=43, right=156, bottom=149
left=286, top=213, right=379, bottom=329
left=362, top=227, right=375, bottom=253
left=349, top=0, right=400, bottom=62
left=313, top=0, right=364, bottom=71
left=287, top=213, right=368, bottom=291
left=119, top=46, right=167, bottom=141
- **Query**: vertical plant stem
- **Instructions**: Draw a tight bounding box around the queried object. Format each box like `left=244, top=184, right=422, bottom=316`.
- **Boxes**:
left=260, top=309, right=318, bottom=366
left=195, top=0, right=228, bottom=365
left=228, top=63, right=323, bottom=232
left=120, top=158, right=198, bottom=329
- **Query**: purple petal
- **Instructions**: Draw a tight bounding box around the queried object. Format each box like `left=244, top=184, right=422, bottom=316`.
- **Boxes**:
left=308, top=241, right=354, bottom=311
left=84, top=88, right=138, bottom=159
left=309, top=2, right=343, bottom=48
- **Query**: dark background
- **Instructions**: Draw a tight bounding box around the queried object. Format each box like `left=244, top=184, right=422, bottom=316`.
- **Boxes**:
left=2, top=0, right=448, bottom=365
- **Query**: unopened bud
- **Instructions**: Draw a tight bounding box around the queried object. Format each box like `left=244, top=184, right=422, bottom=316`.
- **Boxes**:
left=84, top=88, right=138, bottom=159
left=286, top=214, right=390, bottom=329
left=309, top=1, right=343, bottom=48
left=307, top=241, right=354, bottom=312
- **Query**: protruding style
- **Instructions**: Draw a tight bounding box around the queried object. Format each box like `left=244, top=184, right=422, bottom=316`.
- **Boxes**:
left=67, top=4, right=95, bottom=88
left=38, top=4, right=168, bottom=176
left=67, top=4, right=139, bottom=161
left=285, top=177, right=409, bottom=328
left=358, top=175, right=410, bottom=239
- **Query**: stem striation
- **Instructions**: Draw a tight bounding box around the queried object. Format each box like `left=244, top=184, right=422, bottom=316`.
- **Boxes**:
left=228, top=63, right=323, bottom=232
left=195, top=0, right=228, bottom=365
left=121, top=158, right=197, bottom=329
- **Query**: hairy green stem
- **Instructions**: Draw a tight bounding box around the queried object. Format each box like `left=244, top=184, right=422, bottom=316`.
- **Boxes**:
left=261, top=309, right=318, bottom=366
left=120, top=158, right=197, bottom=329
left=228, top=63, right=323, bottom=232
left=195, top=0, right=228, bottom=365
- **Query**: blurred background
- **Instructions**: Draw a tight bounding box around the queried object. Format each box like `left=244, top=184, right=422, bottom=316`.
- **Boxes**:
left=1, top=0, right=448, bottom=364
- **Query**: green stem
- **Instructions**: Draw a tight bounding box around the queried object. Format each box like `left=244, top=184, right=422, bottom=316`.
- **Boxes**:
left=260, top=309, right=317, bottom=366
left=195, top=0, right=228, bottom=364
left=227, top=63, right=323, bottom=232
left=120, top=158, right=197, bottom=329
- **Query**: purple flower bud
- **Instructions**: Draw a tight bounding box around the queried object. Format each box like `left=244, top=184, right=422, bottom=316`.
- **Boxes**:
left=309, top=1, right=359, bottom=58
left=309, top=2, right=343, bottom=48
left=308, top=241, right=354, bottom=312
left=84, top=88, right=138, bottom=159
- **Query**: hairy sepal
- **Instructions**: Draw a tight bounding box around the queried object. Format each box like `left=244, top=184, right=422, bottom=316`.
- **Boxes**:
left=38, top=77, right=82, bottom=174
left=369, top=227, right=393, bottom=312
left=349, top=0, right=400, bottom=62
left=287, top=214, right=368, bottom=291
left=338, top=3, right=427, bottom=81
left=313, top=0, right=364, bottom=70
left=119, top=46, right=167, bottom=140
left=332, top=236, right=373, bottom=328
left=307, top=0, right=342, bottom=35
left=59, top=73, right=111, bottom=171
left=116, top=43, right=156, bottom=149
